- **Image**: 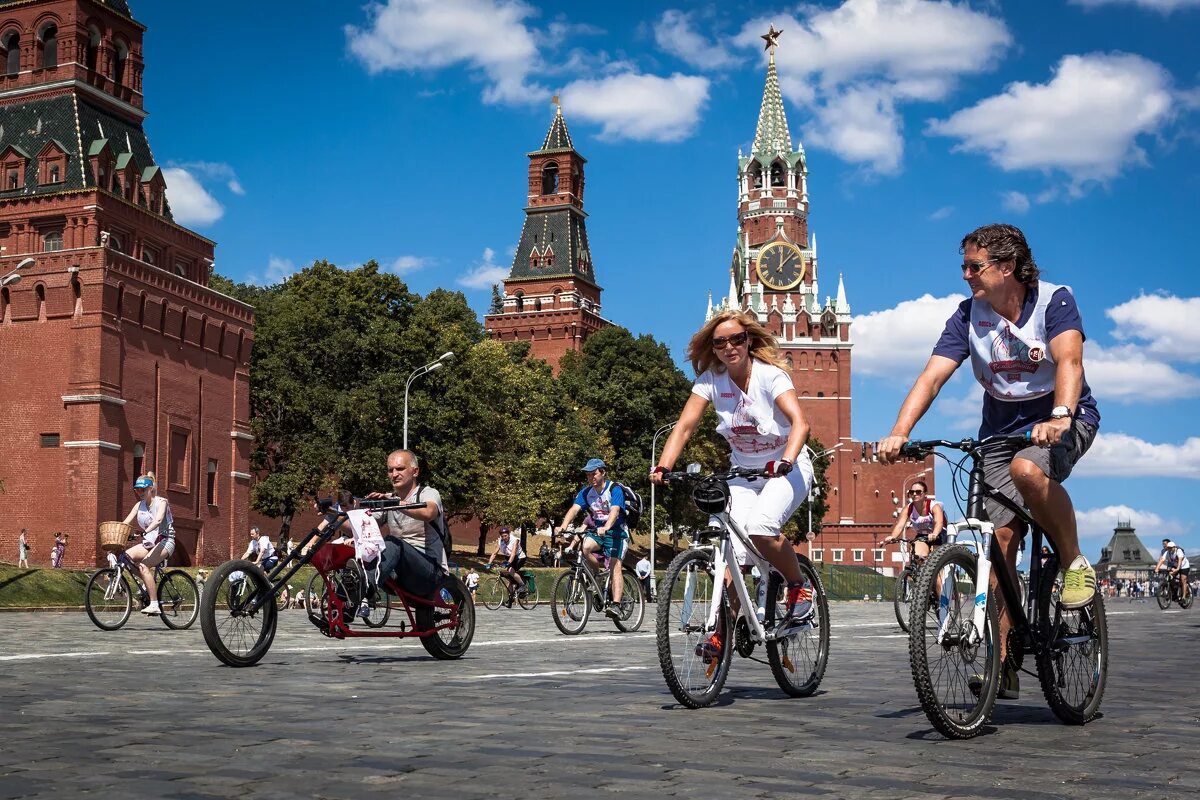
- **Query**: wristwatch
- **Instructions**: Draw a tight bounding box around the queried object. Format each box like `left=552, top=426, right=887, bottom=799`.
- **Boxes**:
left=1050, top=405, right=1072, bottom=419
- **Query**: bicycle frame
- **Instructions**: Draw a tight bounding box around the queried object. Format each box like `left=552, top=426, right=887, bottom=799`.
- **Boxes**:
left=701, top=511, right=781, bottom=646
left=105, top=550, right=166, bottom=601
left=231, top=503, right=462, bottom=640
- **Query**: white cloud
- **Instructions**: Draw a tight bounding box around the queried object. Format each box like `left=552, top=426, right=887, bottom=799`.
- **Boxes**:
left=162, top=167, right=224, bottom=227
left=1000, top=191, right=1030, bottom=214
left=560, top=72, right=710, bottom=142
left=345, top=0, right=546, bottom=105
left=387, top=255, right=431, bottom=275
left=731, top=1, right=1011, bottom=172
left=1074, top=433, right=1200, bottom=479
left=933, top=383, right=984, bottom=432
left=457, top=247, right=508, bottom=289
left=228, top=179, right=245, bottom=196
left=928, top=53, right=1177, bottom=187
left=1105, top=293, right=1200, bottom=362
left=1075, top=505, right=1187, bottom=542
left=653, top=10, right=738, bottom=70
left=1070, top=0, right=1200, bottom=11
left=172, top=161, right=245, bottom=196
left=1083, top=342, right=1200, bottom=403
left=928, top=206, right=954, bottom=221
left=853, top=292, right=967, bottom=377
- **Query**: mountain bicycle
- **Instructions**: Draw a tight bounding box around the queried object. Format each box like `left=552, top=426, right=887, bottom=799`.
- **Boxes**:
left=890, top=536, right=932, bottom=633
left=550, top=533, right=645, bottom=634
left=85, top=547, right=198, bottom=631
left=900, top=434, right=1108, bottom=739
left=479, top=563, right=539, bottom=610
left=199, top=498, right=474, bottom=667
left=655, top=464, right=830, bottom=709
left=1155, top=569, right=1193, bottom=610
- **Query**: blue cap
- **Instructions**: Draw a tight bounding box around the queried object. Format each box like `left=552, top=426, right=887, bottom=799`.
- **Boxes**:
left=133, top=476, right=154, bottom=490
left=582, top=458, right=607, bottom=472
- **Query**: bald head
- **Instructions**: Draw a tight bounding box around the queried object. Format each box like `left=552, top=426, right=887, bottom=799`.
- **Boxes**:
left=387, top=449, right=421, bottom=493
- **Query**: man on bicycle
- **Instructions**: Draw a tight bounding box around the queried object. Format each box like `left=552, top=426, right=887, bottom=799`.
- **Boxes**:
left=485, top=527, right=527, bottom=607
left=365, top=449, right=448, bottom=598
left=877, top=223, right=1101, bottom=700
left=556, top=458, right=629, bottom=619
left=241, top=526, right=278, bottom=572
left=1155, top=539, right=1191, bottom=602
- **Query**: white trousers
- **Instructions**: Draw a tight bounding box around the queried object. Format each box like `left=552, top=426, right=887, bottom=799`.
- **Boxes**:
left=727, top=455, right=814, bottom=565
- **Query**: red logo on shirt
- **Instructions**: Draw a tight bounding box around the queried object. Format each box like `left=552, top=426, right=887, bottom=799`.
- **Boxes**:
left=719, top=392, right=736, bottom=398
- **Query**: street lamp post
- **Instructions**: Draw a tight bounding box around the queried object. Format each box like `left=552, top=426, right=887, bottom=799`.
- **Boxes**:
left=402, top=351, right=454, bottom=450
left=1, top=257, right=34, bottom=288
left=648, top=420, right=677, bottom=598
left=803, top=443, right=845, bottom=559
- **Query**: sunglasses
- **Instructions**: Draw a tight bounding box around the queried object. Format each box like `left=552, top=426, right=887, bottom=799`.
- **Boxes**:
left=961, top=258, right=1001, bottom=276
left=908, top=489, right=925, bottom=495
left=711, top=331, right=749, bottom=350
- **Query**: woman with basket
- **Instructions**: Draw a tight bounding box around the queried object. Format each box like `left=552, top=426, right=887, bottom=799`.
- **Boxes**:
left=119, top=472, right=176, bottom=615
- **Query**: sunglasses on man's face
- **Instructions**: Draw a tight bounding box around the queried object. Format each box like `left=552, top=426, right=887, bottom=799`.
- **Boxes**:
left=711, top=331, right=749, bottom=350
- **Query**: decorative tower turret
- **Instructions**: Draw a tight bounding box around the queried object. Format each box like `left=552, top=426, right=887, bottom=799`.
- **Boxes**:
left=484, top=99, right=607, bottom=371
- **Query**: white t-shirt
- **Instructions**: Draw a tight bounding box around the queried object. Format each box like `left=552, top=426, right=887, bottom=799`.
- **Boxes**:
left=249, top=536, right=275, bottom=560
left=692, top=361, right=794, bottom=468
left=136, top=497, right=174, bottom=546
left=1164, top=546, right=1190, bottom=570
left=465, top=572, right=479, bottom=589
left=635, top=558, right=652, bottom=579
left=497, top=535, right=525, bottom=559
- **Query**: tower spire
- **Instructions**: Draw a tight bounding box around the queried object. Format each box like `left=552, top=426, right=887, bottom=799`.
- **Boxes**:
left=752, top=29, right=792, bottom=158
left=540, top=96, right=574, bottom=152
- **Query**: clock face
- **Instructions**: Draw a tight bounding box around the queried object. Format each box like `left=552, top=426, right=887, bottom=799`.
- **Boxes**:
left=756, top=241, right=806, bottom=291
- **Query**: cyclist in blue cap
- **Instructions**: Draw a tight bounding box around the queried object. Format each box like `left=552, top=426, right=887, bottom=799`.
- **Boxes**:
left=556, top=458, right=629, bottom=619
left=120, top=472, right=176, bottom=615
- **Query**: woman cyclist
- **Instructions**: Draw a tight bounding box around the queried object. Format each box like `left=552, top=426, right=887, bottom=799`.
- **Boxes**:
left=120, top=472, right=176, bottom=615
left=879, top=480, right=944, bottom=560
left=650, top=309, right=815, bottom=659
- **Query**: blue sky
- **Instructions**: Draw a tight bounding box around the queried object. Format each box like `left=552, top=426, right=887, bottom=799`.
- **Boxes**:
left=138, top=1, right=1199, bottom=557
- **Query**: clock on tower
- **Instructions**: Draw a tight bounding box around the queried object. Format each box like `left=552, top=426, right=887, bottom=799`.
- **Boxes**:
left=756, top=240, right=806, bottom=291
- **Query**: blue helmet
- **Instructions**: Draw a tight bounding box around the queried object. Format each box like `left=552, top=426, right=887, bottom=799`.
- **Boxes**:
left=133, top=476, right=154, bottom=490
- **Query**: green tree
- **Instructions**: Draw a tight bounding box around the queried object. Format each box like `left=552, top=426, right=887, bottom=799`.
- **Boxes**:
left=488, top=283, right=504, bottom=314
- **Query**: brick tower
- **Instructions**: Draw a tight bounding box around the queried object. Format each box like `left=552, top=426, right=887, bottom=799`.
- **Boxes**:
left=0, top=0, right=254, bottom=567
left=484, top=100, right=607, bottom=370
left=708, top=31, right=933, bottom=567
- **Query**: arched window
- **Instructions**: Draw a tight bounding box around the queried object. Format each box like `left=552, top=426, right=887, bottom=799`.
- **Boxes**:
left=39, top=24, right=57, bottom=69
left=515, top=291, right=524, bottom=312
left=3, top=32, right=19, bottom=76
left=71, top=275, right=82, bottom=316
left=36, top=283, right=46, bottom=320
left=132, top=442, right=145, bottom=478
left=541, top=162, right=559, bottom=195
left=137, top=293, right=146, bottom=325
left=749, top=163, right=763, bottom=189
left=85, top=26, right=100, bottom=72
left=115, top=284, right=123, bottom=318
left=770, top=160, right=785, bottom=187
left=113, top=39, right=128, bottom=86
left=534, top=298, right=542, bottom=311
left=42, top=230, right=63, bottom=252
left=1, top=286, right=8, bottom=322
left=108, top=233, right=123, bottom=253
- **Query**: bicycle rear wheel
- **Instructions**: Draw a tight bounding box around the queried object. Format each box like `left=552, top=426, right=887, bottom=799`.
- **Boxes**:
left=655, top=549, right=733, bottom=709
left=614, top=571, right=645, bottom=633
left=480, top=576, right=506, bottom=610
left=1180, top=590, right=1194, bottom=610
left=157, top=569, right=199, bottom=630
left=518, top=574, right=539, bottom=610
left=893, top=568, right=913, bottom=632
left=766, top=557, right=830, bottom=697
left=1036, top=581, right=1108, bottom=725
left=199, top=560, right=279, bottom=667
left=908, top=543, right=1000, bottom=739
left=551, top=570, right=589, bottom=634
left=416, top=575, right=475, bottom=659
left=85, top=568, right=132, bottom=631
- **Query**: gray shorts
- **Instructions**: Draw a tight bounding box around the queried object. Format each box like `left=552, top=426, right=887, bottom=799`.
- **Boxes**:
left=980, top=419, right=1097, bottom=529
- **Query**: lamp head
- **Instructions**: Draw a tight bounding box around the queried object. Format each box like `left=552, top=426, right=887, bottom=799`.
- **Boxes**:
left=427, top=361, right=444, bottom=373
left=0, top=273, right=19, bottom=288
left=438, top=351, right=455, bottom=362
left=16, top=257, right=35, bottom=270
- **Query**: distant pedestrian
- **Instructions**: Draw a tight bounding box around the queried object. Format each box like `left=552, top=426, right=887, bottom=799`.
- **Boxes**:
left=196, top=568, right=209, bottom=599
left=51, top=532, right=65, bottom=568
left=18, top=528, right=29, bottom=568
left=465, top=567, right=479, bottom=599
left=635, top=556, right=653, bottom=601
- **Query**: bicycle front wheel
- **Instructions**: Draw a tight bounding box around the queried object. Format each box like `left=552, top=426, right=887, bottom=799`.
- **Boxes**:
left=614, top=570, right=645, bottom=633
left=416, top=575, right=475, bottom=659
left=157, top=569, right=199, bottom=630
left=480, top=576, right=506, bottom=610
left=85, top=568, right=132, bottom=631
left=655, top=549, right=733, bottom=709
left=1180, top=590, right=1194, bottom=610
left=908, top=543, right=1000, bottom=739
left=1156, top=583, right=1172, bottom=609
left=893, top=568, right=912, bottom=632
left=766, top=557, right=830, bottom=697
left=362, top=589, right=392, bottom=628
left=551, top=570, right=590, bottom=635
left=1036, top=583, right=1108, bottom=725
left=199, top=560, right=279, bottom=667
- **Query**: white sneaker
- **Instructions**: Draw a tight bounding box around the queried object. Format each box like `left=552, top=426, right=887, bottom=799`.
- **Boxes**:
left=141, top=602, right=161, bottom=615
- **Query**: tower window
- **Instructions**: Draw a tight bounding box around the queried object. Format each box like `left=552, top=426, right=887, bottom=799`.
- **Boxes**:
left=113, top=40, right=129, bottom=86
left=40, top=433, right=60, bottom=448
left=48, top=163, right=60, bottom=182
left=86, top=26, right=100, bottom=72
left=206, top=459, right=218, bottom=506
left=40, top=24, right=57, bottom=70
left=6, top=168, right=18, bottom=189
left=133, top=442, right=145, bottom=478
left=3, top=32, right=19, bottom=76
left=541, top=162, right=559, bottom=195
left=770, top=161, right=785, bottom=187
left=42, top=230, right=63, bottom=252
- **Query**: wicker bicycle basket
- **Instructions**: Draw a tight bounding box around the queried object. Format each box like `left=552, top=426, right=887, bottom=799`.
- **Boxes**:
left=98, top=521, right=133, bottom=553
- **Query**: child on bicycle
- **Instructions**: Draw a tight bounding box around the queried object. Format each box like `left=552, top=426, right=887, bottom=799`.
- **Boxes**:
left=120, top=472, right=176, bottom=616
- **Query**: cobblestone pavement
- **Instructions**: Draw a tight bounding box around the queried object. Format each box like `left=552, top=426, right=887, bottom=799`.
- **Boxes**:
left=0, top=598, right=1194, bottom=799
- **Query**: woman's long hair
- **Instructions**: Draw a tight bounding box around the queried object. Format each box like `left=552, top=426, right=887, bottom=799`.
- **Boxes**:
left=139, top=471, right=158, bottom=503
left=687, top=309, right=789, bottom=376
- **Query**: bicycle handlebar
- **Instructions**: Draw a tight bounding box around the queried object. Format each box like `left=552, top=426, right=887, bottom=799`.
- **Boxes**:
left=899, top=431, right=1033, bottom=459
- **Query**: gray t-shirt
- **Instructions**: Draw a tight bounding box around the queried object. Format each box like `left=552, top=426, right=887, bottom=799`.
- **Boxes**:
left=379, top=485, right=446, bottom=569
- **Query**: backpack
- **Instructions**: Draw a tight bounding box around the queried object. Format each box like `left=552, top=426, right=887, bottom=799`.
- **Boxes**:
left=618, top=483, right=643, bottom=530
left=416, top=485, right=452, bottom=566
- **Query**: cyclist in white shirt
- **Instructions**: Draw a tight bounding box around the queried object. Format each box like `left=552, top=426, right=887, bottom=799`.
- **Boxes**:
left=486, top=527, right=527, bottom=607
left=1156, top=539, right=1191, bottom=602
left=241, top=526, right=278, bottom=572
left=120, top=472, right=176, bottom=616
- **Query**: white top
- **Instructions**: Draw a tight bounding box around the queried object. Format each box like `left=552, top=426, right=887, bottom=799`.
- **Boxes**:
left=465, top=572, right=479, bottom=589
left=249, top=536, right=275, bottom=560
left=969, top=281, right=1067, bottom=401
left=907, top=499, right=944, bottom=536
left=497, top=535, right=525, bottom=559
left=377, top=485, right=448, bottom=570
left=1163, top=546, right=1190, bottom=570
left=136, top=497, right=174, bottom=546
left=692, top=361, right=794, bottom=468
left=635, top=558, right=652, bottom=579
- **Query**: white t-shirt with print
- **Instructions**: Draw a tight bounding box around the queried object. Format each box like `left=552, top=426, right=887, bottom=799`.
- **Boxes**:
left=692, top=361, right=794, bottom=468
